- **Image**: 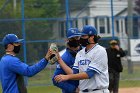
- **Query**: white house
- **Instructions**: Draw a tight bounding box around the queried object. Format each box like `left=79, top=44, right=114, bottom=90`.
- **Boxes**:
left=53, top=0, right=138, bottom=50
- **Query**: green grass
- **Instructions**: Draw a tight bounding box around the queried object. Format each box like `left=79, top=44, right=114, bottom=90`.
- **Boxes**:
left=27, top=86, right=61, bottom=93
left=1, top=65, right=140, bottom=93
left=0, top=67, right=62, bottom=93
left=120, top=80, right=140, bottom=88
left=1, top=80, right=140, bottom=93
left=121, top=66, right=140, bottom=80
left=0, top=85, right=61, bottom=93
left=28, top=67, right=54, bottom=86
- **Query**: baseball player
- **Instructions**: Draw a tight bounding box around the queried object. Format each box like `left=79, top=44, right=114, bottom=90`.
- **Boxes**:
left=0, top=34, right=51, bottom=93
left=52, top=28, right=82, bottom=93
left=54, top=25, right=109, bottom=93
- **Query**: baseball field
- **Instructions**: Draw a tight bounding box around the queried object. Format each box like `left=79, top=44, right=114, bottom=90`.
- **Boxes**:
left=1, top=80, right=140, bottom=93
left=0, top=64, right=140, bottom=93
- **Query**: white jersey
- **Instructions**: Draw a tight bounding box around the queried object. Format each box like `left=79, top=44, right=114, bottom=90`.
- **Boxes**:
left=73, top=44, right=109, bottom=90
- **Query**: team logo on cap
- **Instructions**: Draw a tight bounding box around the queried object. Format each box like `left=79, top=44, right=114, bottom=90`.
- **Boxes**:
left=89, top=31, right=92, bottom=34
left=71, top=29, right=76, bottom=34
left=14, top=35, right=18, bottom=38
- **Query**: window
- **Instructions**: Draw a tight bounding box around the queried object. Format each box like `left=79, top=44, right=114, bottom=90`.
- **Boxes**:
left=125, top=18, right=128, bottom=34
left=124, top=16, right=139, bottom=38
left=133, top=17, right=138, bottom=38
left=59, top=21, right=66, bottom=38
left=95, top=16, right=110, bottom=34
left=72, top=20, right=78, bottom=28
left=107, top=17, right=110, bottom=33
left=75, top=20, right=78, bottom=28
left=82, top=17, right=88, bottom=26
left=95, top=17, right=97, bottom=29
left=116, top=20, right=119, bottom=33
left=99, top=18, right=105, bottom=34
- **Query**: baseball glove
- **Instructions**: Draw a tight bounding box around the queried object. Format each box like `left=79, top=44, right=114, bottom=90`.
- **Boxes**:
left=48, top=43, right=58, bottom=65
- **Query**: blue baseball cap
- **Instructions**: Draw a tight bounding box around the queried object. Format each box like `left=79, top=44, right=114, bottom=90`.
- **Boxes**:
left=2, top=34, right=24, bottom=46
left=67, top=28, right=81, bottom=38
left=81, top=25, right=97, bottom=35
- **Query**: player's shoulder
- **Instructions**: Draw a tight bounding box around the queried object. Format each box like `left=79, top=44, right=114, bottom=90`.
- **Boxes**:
left=95, top=44, right=106, bottom=52
left=61, top=50, right=72, bottom=60
left=96, top=44, right=105, bottom=49
left=3, top=55, right=19, bottom=61
left=78, top=47, right=85, bottom=53
left=1, top=55, right=21, bottom=66
left=76, top=47, right=85, bottom=56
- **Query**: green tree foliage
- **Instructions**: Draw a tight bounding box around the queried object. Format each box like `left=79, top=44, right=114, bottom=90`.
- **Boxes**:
left=0, top=0, right=60, bottom=18
left=25, top=0, right=60, bottom=18
left=0, top=0, right=61, bottom=63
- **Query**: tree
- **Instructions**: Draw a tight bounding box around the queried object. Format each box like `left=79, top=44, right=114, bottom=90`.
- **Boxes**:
left=24, top=0, right=60, bottom=18
left=0, top=0, right=61, bottom=62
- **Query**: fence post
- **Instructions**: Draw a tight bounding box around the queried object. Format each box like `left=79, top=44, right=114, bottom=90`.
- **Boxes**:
left=110, top=0, right=115, bottom=39
left=65, top=0, right=70, bottom=33
left=21, top=0, right=28, bottom=85
left=127, top=0, right=133, bottom=74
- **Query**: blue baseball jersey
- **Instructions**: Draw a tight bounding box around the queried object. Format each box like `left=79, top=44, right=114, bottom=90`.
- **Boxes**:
left=52, top=48, right=79, bottom=93
left=0, top=54, right=48, bottom=93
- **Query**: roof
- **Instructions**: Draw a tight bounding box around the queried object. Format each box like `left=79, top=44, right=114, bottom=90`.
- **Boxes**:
left=115, top=8, right=127, bottom=17
left=59, top=0, right=128, bottom=17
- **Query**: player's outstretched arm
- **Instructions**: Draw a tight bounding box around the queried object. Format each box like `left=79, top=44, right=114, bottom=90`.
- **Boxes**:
left=8, top=50, right=51, bottom=77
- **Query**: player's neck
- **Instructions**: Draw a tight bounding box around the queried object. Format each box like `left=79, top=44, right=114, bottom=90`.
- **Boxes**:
left=6, top=51, right=16, bottom=56
left=86, top=43, right=96, bottom=51
left=68, top=46, right=80, bottom=51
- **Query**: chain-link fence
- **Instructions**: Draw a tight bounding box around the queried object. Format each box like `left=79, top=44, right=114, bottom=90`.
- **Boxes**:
left=0, top=0, right=140, bottom=93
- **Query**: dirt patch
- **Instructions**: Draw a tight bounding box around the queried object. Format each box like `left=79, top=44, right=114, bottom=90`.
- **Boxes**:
left=119, top=87, right=140, bottom=93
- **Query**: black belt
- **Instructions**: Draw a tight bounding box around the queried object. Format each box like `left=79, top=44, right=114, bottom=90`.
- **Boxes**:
left=82, top=89, right=99, bottom=92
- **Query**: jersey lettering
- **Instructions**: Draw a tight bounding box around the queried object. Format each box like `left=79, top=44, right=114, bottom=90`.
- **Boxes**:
left=79, top=59, right=91, bottom=65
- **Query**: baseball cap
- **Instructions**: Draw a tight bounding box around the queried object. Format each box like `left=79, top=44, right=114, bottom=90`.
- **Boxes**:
left=67, top=28, right=81, bottom=38
left=81, top=25, right=97, bottom=35
left=2, top=34, right=24, bottom=46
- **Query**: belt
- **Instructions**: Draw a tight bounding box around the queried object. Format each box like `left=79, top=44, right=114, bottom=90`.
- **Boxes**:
left=82, top=89, right=99, bottom=92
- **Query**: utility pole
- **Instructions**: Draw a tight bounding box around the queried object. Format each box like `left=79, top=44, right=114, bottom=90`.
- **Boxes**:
left=127, top=0, right=133, bottom=74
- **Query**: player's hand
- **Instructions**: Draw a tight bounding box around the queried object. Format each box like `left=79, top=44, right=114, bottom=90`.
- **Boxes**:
left=75, top=88, right=79, bottom=93
left=45, top=49, right=53, bottom=61
left=52, top=50, right=62, bottom=63
left=54, top=74, right=69, bottom=82
left=114, top=45, right=120, bottom=50
left=55, top=51, right=61, bottom=60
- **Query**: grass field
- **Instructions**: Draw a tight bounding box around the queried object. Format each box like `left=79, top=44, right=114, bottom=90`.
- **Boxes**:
left=27, top=80, right=140, bottom=93
left=0, top=85, right=61, bottom=93
left=27, top=86, right=61, bottom=93
left=0, top=65, right=140, bottom=93
left=1, top=80, right=140, bottom=93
